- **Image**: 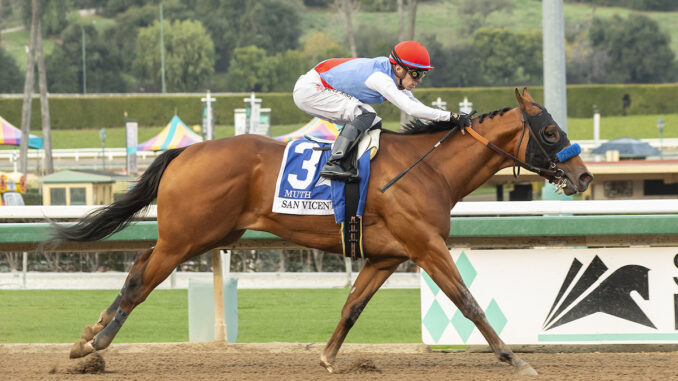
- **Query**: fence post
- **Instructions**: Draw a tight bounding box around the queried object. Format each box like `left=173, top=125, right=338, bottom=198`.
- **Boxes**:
left=211, top=249, right=226, bottom=341
left=22, top=252, right=27, bottom=288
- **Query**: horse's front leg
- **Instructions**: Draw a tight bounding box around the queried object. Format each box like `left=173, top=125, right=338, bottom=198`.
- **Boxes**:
left=320, top=256, right=405, bottom=373
left=412, top=240, right=538, bottom=375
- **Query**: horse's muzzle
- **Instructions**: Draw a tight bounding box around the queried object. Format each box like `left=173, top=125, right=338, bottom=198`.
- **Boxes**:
left=562, top=170, right=593, bottom=195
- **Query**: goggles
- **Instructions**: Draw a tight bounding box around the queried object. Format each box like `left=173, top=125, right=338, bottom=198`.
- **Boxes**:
left=407, top=68, right=427, bottom=80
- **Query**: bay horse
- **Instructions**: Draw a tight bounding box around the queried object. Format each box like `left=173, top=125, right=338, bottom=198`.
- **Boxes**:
left=55, top=88, right=592, bottom=375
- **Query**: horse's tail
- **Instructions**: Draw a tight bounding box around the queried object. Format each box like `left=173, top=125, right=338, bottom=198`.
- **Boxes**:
left=49, top=147, right=187, bottom=244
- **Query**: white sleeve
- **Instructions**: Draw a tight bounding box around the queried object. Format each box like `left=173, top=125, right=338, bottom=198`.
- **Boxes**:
left=365, top=72, right=451, bottom=122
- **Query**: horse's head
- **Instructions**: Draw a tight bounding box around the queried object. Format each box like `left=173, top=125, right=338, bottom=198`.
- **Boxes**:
left=515, top=88, right=593, bottom=195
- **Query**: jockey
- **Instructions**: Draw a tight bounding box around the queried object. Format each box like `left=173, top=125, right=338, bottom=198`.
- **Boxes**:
left=293, top=40, right=471, bottom=182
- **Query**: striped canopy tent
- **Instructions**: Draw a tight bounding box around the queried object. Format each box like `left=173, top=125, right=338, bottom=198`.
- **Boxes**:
left=274, top=117, right=340, bottom=143
left=136, top=115, right=203, bottom=152
left=0, top=115, right=43, bottom=149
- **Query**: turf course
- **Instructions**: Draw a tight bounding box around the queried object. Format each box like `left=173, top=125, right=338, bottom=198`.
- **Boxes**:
left=0, top=288, right=421, bottom=344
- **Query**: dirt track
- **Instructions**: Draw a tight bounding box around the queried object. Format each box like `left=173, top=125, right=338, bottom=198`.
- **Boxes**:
left=1, top=342, right=677, bottom=380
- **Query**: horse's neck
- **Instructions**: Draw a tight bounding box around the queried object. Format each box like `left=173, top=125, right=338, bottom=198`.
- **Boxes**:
left=439, top=108, right=525, bottom=203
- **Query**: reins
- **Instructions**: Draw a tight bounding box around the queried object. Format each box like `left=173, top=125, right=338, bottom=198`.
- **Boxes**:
left=380, top=126, right=459, bottom=193
left=380, top=108, right=567, bottom=193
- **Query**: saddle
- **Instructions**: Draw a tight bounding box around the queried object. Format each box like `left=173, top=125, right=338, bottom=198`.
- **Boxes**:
left=273, top=130, right=382, bottom=261
left=306, top=128, right=381, bottom=161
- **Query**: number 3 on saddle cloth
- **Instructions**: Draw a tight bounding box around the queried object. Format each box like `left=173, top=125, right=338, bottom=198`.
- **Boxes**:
left=273, top=130, right=380, bottom=260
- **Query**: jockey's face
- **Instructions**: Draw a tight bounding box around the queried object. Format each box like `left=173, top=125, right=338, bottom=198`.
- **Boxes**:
left=393, top=65, right=424, bottom=91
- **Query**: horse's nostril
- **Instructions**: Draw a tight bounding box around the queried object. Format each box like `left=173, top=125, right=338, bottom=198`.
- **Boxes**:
left=579, top=172, right=593, bottom=186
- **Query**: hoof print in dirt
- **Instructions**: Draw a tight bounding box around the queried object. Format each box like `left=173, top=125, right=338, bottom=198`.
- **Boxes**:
left=345, top=358, right=382, bottom=374
left=66, top=352, right=106, bottom=374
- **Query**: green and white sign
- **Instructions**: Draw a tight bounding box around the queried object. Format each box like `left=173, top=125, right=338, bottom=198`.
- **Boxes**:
left=420, top=248, right=678, bottom=345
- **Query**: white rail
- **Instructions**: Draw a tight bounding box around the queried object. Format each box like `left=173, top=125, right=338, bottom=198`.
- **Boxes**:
left=0, top=148, right=160, bottom=161
left=2, top=200, right=678, bottom=219
left=2, top=138, right=678, bottom=162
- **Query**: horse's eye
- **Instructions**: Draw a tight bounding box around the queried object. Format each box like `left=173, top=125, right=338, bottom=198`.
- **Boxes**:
left=542, top=125, right=559, bottom=144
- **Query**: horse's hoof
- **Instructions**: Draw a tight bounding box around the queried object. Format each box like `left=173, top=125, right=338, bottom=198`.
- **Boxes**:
left=69, top=339, right=95, bottom=359
left=517, top=363, right=538, bottom=376
left=320, top=355, right=335, bottom=374
left=320, top=360, right=335, bottom=374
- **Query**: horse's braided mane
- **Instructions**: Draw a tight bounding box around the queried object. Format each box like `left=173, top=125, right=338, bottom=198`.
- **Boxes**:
left=389, top=107, right=515, bottom=135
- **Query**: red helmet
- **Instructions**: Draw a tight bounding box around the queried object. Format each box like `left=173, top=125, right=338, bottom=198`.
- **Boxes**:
left=389, top=41, right=434, bottom=70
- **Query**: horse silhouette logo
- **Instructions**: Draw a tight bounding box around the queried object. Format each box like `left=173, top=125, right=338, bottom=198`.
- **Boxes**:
left=543, top=255, right=655, bottom=330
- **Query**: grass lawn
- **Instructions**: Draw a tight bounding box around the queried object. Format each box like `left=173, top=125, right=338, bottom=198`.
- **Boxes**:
left=0, top=288, right=422, bottom=344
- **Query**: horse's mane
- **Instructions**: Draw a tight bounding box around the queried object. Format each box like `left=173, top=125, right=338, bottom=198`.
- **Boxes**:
left=391, top=107, right=515, bottom=135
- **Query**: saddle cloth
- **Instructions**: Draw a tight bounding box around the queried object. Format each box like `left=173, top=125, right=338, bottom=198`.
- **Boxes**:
left=272, top=129, right=380, bottom=223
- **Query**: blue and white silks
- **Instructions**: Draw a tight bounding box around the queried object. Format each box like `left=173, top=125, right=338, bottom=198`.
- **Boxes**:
left=272, top=139, right=370, bottom=224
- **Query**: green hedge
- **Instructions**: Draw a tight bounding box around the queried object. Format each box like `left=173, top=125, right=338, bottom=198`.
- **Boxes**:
left=1, top=84, right=676, bottom=130
left=0, top=93, right=309, bottom=130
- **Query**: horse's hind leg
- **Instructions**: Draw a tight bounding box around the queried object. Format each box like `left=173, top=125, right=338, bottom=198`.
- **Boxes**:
left=320, top=256, right=405, bottom=373
left=414, top=243, right=537, bottom=375
left=70, top=230, right=246, bottom=359
left=70, top=246, right=159, bottom=358
left=74, top=248, right=153, bottom=346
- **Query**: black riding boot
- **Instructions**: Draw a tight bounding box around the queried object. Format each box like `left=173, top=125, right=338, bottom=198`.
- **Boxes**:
left=320, top=110, right=376, bottom=181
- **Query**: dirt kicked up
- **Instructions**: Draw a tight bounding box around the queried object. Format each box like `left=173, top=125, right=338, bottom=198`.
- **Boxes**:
left=1, top=342, right=677, bottom=380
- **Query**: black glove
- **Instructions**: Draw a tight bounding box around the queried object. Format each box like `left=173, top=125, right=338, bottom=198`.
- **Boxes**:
left=449, top=112, right=472, bottom=129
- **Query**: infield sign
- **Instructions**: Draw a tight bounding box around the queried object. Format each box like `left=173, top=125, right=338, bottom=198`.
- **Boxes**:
left=420, top=248, right=678, bottom=345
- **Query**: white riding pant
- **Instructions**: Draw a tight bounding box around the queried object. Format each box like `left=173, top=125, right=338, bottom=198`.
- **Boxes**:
left=293, top=69, right=382, bottom=128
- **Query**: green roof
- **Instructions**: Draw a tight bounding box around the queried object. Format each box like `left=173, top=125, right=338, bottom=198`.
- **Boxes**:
left=39, top=170, right=124, bottom=184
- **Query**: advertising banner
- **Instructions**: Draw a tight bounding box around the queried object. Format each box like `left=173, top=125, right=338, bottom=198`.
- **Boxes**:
left=420, top=248, right=678, bottom=345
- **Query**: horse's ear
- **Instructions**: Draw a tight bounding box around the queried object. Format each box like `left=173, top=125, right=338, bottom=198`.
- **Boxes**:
left=515, top=87, right=539, bottom=114
left=515, top=88, right=528, bottom=110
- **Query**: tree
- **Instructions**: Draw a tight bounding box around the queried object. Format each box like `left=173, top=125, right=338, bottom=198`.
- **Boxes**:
left=471, top=27, right=542, bottom=86
left=46, top=24, right=127, bottom=93
left=565, top=33, right=612, bottom=84
left=224, top=45, right=272, bottom=92
left=457, top=0, right=513, bottom=31
left=133, top=19, right=215, bottom=92
left=405, top=0, right=417, bottom=40
left=415, top=33, right=484, bottom=88
left=589, top=14, right=676, bottom=83
left=224, top=46, right=313, bottom=92
left=21, top=0, right=74, bottom=36
left=194, top=0, right=302, bottom=72
left=303, top=32, right=351, bottom=63
left=354, top=25, right=397, bottom=58
left=103, top=0, right=154, bottom=17
left=338, top=0, right=357, bottom=57
left=19, top=0, right=38, bottom=176
left=104, top=3, right=164, bottom=75
left=267, top=50, right=313, bottom=92
left=35, top=0, right=54, bottom=174
left=563, top=0, right=678, bottom=11
left=0, top=46, right=23, bottom=93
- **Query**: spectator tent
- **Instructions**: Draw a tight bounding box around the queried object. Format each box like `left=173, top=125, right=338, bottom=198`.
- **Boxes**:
left=274, top=117, right=340, bottom=143
left=136, top=115, right=203, bottom=152
left=0, top=116, right=43, bottom=149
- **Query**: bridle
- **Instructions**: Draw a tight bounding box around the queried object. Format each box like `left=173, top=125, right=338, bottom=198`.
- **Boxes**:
left=462, top=106, right=568, bottom=183
left=380, top=106, right=578, bottom=193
